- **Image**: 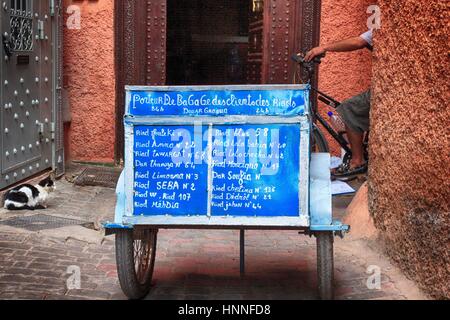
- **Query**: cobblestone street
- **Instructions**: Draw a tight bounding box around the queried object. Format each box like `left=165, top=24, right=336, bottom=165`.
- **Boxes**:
left=0, top=171, right=427, bottom=300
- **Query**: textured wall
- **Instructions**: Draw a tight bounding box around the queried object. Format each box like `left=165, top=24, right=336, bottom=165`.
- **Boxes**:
left=63, top=0, right=115, bottom=163
left=369, top=0, right=449, bottom=299
left=319, top=0, right=373, bottom=155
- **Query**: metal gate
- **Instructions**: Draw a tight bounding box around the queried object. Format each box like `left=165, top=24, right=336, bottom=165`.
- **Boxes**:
left=0, top=0, right=63, bottom=189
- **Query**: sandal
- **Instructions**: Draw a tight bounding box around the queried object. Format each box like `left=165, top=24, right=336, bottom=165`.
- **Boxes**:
left=332, top=163, right=368, bottom=181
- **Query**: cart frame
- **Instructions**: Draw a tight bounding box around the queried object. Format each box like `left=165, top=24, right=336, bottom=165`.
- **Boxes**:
left=104, top=85, right=349, bottom=300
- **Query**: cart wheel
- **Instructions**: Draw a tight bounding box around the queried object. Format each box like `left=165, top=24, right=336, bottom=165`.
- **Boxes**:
left=316, top=231, right=334, bottom=300
left=116, top=228, right=157, bottom=300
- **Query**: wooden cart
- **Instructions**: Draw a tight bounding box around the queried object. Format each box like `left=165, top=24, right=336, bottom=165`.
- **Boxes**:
left=104, top=85, right=349, bottom=300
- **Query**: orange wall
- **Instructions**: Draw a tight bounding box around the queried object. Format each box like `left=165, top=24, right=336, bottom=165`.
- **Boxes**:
left=319, top=0, right=373, bottom=155
left=63, top=0, right=115, bottom=163
left=370, top=0, right=449, bottom=299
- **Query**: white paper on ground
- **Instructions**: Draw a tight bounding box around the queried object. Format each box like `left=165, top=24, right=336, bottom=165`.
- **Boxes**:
left=330, top=156, right=343, bottom=169
left=331, top=180, right=356, bottom=195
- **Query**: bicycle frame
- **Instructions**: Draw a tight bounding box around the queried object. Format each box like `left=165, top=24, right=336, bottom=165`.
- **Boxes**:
left=292, top=55, right=369, bottom=161
left=301, top=76, right=353, bottom=156
left=315, top=111, right=353, bottom=156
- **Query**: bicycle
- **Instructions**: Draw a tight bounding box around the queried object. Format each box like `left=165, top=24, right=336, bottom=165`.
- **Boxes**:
left=291, top=53, right=369, bottom=175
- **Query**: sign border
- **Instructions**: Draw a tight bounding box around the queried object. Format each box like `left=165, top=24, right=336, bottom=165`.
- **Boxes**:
left=123, top=85, right=311, bottom=227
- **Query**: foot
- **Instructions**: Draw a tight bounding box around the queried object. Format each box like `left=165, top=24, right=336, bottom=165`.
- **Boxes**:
left=349, top=158, right=365, bottom=169
left=332, top=162, right=368, bottom=180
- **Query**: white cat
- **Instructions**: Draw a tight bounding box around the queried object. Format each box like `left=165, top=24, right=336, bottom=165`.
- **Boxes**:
left=4, top=175, right=56, bottom=210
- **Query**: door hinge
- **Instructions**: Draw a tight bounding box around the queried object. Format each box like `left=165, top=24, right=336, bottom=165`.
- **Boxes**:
left=51, top=122, right=56, bottom=141
left=51, top=0, right=62, bottom=17
left=38, top=20, right=45, bottom=40
left=37, top=122, right=44, bottom=141
left=50, top=0, right=61, bottom=17
left=50, top=0, right=55, bottom=16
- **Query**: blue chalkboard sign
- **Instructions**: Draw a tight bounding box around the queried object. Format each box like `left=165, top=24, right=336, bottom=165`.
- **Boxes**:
left=126, top=87, right=308, bottom=116
left=124, top=85, right=310, bottom=224
left=133, top=125, right=209, bottom=216
left=210, top=124, right=300, bottom=217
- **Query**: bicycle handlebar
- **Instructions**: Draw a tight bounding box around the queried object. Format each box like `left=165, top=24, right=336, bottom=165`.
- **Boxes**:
left=291, top=53, right=325, bottom=66
left=291, top=52, right=341, bottom=107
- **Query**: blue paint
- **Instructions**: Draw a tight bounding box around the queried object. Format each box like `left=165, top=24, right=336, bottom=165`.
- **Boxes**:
left=114, top=170, right=126, bottom=223
left=127, top=89, right=307, bottom=117
left=210, top=124, right=300, bottom=217
left=133, top=125, right=209, bottom=216
left=125, top=86, right=318, bottom=222
left=102, top=222, right=133, bottom=230
left=309, top=221, right=350, bottom=232
left=132, top=124, right=301, bottom=217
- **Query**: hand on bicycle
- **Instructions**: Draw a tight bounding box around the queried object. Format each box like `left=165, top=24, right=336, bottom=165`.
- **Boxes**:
left=304, top=46, right=326, bottom=62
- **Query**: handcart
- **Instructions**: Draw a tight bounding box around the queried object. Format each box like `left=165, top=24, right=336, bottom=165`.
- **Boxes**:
left=104, top=85, right=349, bottom=300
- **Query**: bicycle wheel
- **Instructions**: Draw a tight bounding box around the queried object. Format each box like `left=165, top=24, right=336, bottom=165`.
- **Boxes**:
left=312, top=125, right=329, bottom=153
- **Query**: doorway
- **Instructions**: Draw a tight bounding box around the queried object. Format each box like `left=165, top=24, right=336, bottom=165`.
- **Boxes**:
left=167, top=0, right=251, bottom=85
left=114, top=0, right=322, bottom=161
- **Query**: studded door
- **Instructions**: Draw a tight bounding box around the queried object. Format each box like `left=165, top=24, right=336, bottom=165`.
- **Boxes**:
left=262, top=0, right=322, bottom=84
left=247, top=0, right=264, bottom=84
left=114, top=0, right=167, bottom=162
left=0, top=0, right=62, bottom=189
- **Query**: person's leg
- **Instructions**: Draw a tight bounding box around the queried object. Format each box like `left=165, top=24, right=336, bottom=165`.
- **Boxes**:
left=334, top=90, right=371, bottom=176
left=345, top=126, right=365, bottom=168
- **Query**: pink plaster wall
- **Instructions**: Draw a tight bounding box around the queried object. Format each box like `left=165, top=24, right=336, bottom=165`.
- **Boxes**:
left=63, top=0, right=115, bottom=163
left=369, top=0, right=449, bottom=298
left=318, top=0, right=374, bottom=155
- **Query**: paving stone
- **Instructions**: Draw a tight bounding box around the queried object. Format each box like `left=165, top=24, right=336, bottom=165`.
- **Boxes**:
left=12, top=261, right=29, bottom=268
left=33, top=270, right=65, bottom=278
left=1, top=267, right=35, bottom=276
left=21, top=283, right=67, bottom=294
left=339, top=289, right=392, bottom=300
left=0, top=274, right=37, bottom=283
left=27, top=262, right=57, bottom=271
left=66, top=289, right=111, bottom=300
left=109, top=292, right=128, bottom=300
left=0, top=283, right=22, bottom=292
left=11, top=291, right=48, bottom=300
left=44, top=294, right=90, bottom=300
left=0, top=242, right=31, bottom=251
left=6, top=255, right=28, bottom=262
